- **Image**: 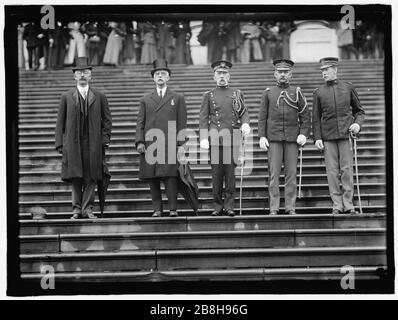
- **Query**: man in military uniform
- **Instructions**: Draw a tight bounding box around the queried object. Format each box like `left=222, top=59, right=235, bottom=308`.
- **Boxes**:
left=312, top=57, right=365, bottom=214
left=199, top=60, right=251, bottom=217
left=258, top=59, right=310, bottom=215
left=135, top=59, right=187, bottom=217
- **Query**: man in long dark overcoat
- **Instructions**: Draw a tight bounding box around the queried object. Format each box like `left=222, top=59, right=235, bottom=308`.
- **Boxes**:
left=135, top=59, right=187, bottom=217
left=55, top=57, right=112, bottom=219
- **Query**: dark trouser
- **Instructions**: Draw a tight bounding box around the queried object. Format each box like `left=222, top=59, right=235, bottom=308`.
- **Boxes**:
left=324, top=139, right=354, bottom=212
left=148, top=177, right=178, bottom=212
left=72, top=118, right=95, bottom=216
left=210, top=145, right=238, bottom=212
left=71, top=177, right=96, bottom=216
left=268, top=141, right=298, bottom=212
left=27, top=47, right=39, bottom=69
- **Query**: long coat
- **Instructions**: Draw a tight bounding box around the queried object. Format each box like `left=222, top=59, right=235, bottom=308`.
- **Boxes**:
left=55, top=87, right=112, bottom=181
left=312, top=80, right=365, bottom=141
left=135, top=88, right=187, bottom=180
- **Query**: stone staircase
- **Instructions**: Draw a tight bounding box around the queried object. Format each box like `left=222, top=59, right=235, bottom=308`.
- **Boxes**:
left=18, top=60, right=387, bottom=283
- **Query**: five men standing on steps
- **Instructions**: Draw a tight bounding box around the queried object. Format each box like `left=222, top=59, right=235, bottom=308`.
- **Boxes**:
left=312, top=57, right=365, bottom=215
left=55, top=57, right=112, bottom=219
left=135, top=59, right=188, bottom=217
left=199, top=60, right=251, bottom=217
left=258, top=59, right=311, bottom=215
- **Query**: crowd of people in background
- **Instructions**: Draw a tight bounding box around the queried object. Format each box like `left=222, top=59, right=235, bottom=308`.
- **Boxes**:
left=17, top=19, right=384, bottom=71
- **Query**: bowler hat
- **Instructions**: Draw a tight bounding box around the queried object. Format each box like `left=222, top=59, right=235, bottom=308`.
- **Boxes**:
left=273, top=59, right=294, bottom=71
left=72, top=57, right=92, bottom=72
left=151, top=59, right=171, bottom=77
left=319, top=57, right=338, bottom=69
left=211, top=60, right=232, bottom=71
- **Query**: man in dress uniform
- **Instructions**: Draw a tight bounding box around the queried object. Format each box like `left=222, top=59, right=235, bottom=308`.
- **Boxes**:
left=135, top=59, right=187, bottom=217
left=312, top=57, right=365, bottom=214
left=55, top=57, right=112, bottom=219
left=258, top=59, right=311, bottom=215
left=199, top=60, right=251, bottom=217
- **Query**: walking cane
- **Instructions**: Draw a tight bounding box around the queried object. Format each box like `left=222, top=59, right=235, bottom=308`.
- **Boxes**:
left=351, top=132, right=363, bottom=214
left=298, top=146, right=303, bottom=199
left=239, top=135, right=246, bottom=216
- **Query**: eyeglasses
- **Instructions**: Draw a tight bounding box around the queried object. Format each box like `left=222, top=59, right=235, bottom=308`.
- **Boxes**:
left=154, top=71, right=169, bottom=77
left=75, top=70, right=91, bottom=76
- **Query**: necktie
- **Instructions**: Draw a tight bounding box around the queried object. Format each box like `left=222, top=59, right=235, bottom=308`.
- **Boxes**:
left=159, top=90, right=163, bottom=99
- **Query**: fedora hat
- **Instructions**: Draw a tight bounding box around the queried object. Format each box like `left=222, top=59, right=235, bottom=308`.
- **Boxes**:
left=72, top=56, right=92, bottom=72
left=151, top=59, right=171, bottom=77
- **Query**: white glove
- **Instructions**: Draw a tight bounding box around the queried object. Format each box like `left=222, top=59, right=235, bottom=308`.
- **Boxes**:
left=259, top=137, right=269, bottom=151
left=296, top=134, right=307, bottom=146
left=315, top=139, right=324, bottom=150
left=177, top=146, right=187, bottom=164
left=200, top=139, right=209, bottom=150
left=241, top=123, right=251, bottom=136
left=349, top=123, right=360, bottom=135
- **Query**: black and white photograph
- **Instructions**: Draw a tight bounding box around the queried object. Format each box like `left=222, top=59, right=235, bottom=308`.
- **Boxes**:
left=2, top=1, right=394, bottom=300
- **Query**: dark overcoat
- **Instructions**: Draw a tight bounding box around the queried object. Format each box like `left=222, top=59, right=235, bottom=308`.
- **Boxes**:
left=55, top=87, right=112, bottom=181
left=135, top=88, right=187, bottom=180
left=312, top=80, right=365, bottom=141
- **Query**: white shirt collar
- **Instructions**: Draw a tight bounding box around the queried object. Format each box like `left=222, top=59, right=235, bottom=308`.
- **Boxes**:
left=157, top=86, right=167, bottom=96
left=77, top=85, right=89, bottom=96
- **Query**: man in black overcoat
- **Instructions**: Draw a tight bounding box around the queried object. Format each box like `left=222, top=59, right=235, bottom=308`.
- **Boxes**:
left=135, top=59, right=188, bottom=217
left=55, top=57, right=112, bottom=219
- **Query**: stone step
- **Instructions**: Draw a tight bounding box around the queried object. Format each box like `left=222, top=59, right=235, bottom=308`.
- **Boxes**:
left=19, top=266, right=387, bottom=282
left=17, top=105, right=385, bottom=119
left=19, top=213, right=386, bottom=235
left=18, top=183, right=385, bottom=202
left=17, top=120, right=386, bottom=133
left=18, top=71, right=385, bottom=84
left=20, top=246, right=387, bottom=273
left=19, top=227, right=386, bottom=254
left=18, top=205, right=387, bottom=220
left=19, top=161, right=386, bottom=174
left=18, top=124, right=386, bottom=137
left=18, top=142, right=387, bottom=157
left=17, top=76, right=385, bottom=87
left=17, top=105, right=385, bottom=118
left=18, top=90, right=385, bottom=102
left=18, top=171, right=385, bottom=185
left=18, top=150, right=386, bottom=164
left=17, top=138, right=386, bottom=150
left=18, top=193, right=386, bottom=213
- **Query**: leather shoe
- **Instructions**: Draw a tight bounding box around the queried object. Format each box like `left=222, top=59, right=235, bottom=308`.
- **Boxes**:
left=70, top=213, right=80, bottom=219
left=286, top=210, right=296, bottom=215
left=345, top=209, right=358, bottom=215
left=226, top=209, right=235, bottom=217
left=269, top=210, right=278, bottom=215
left=332, top=209, right=343, bottom=215
left=211, top=210, right=221, bottom=216
left=152, top=211, right=162, bottom=217
left=169, top=211, right=178, bottom=217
